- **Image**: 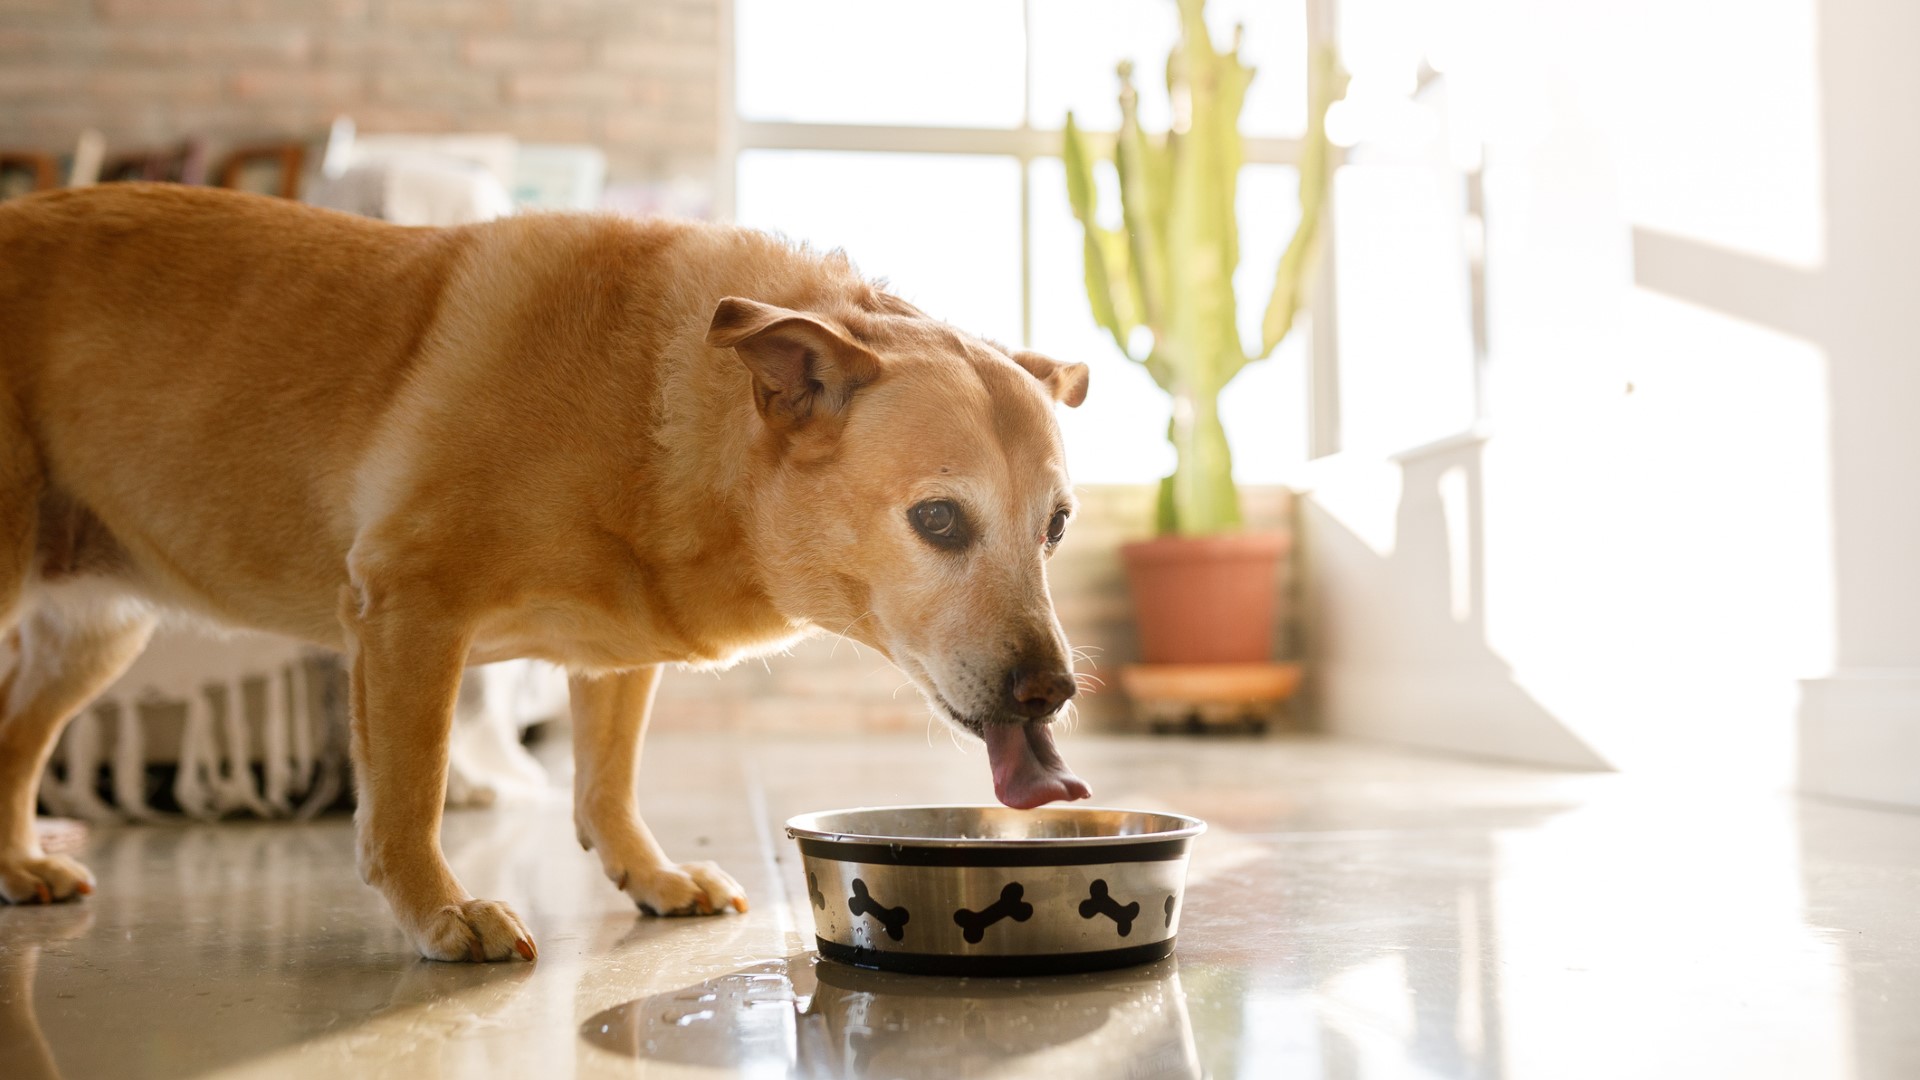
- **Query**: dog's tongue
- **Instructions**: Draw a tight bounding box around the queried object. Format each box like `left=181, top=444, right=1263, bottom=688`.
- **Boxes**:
left=985, top=721, right=1091, bottom=809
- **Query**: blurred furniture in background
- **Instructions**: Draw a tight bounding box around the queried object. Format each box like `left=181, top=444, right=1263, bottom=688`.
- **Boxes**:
left=0, top=151, right=59, bottom=198
left=307, top=116, right=606, bottom=222
left=216, top=141, right=307, bottom=199
left=0, top=130, right=102, bottom=198
left=44, top=630, right=344, bottom=823
left=2, top=115, right=608, bottom=215
left=98, top=137, right=208, bottom=186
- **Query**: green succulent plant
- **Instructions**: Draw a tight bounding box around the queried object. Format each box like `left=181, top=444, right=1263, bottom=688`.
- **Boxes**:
left=1062, top=0, right=1346, bottom=536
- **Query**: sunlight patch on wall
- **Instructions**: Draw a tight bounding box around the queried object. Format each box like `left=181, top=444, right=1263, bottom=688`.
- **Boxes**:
left=1304, top=455, right=1404, bottom=559
left=1606, top=0, right=1826, bottom=268
left=1482, top=286, right=1833, bottom=788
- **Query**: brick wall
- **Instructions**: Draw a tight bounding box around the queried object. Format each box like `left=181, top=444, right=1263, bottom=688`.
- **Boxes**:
left=0, top=0, right=722, bottom=188
left=651, top=484, right=1299, bottom=734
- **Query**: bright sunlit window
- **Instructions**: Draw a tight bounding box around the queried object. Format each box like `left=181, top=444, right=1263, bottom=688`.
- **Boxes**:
left=730, top=0, right=1481, bottom=480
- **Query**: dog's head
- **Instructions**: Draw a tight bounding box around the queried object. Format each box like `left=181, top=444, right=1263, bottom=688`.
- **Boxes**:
left=707, top=294, right=1092, bottom=809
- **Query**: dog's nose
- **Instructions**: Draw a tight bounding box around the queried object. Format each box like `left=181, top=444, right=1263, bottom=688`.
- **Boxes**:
left=1007, top=668, right=1077, bottom=718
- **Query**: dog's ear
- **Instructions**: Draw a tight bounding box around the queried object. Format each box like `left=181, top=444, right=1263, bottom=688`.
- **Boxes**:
left=1010, top=350, right=1090, bottom=408
left=707, top=297, right=881, bottom=428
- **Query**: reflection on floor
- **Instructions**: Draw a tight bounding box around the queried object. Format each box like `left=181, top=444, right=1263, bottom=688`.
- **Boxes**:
left=1, top=734, right=1916, bottom=1079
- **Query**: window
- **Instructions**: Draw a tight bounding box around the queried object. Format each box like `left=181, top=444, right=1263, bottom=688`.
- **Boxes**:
left=725, top=0, right=1482, bottom=479
left=1327, top=0, right=1483, bottom=455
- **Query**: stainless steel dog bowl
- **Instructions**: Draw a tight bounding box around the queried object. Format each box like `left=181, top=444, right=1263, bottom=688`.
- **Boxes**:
left=786, top=805, right=1206, bottom=976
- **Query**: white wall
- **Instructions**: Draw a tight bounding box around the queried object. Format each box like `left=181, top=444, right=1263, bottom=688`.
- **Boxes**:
left=1795, top=0, right=1920, bottom=807
left=1304, top=0, right=1920, bottom=804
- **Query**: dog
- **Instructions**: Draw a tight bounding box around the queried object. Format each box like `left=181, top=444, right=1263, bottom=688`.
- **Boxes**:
left=0, top=183, right=1091, bottom=961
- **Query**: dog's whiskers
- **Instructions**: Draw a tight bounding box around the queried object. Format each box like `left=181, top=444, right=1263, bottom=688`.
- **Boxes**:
left=828, top=611, right=874, bottom=661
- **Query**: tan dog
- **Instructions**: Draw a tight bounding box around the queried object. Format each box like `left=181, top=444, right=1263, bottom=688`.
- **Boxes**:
left=0, top=184, right=1091, bottom=961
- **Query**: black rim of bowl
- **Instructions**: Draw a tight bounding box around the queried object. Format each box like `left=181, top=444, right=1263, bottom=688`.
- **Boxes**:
left=815, top=936, right=1176, bottom=977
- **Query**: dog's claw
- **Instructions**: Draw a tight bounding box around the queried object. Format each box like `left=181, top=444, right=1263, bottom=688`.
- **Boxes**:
left=406, top=898, right=533, bottom=962
left=0, top=854, right=96, bottom=904
left=513, top=938, right=536, bottom=962
left=731, top=896, right=749, bottom=914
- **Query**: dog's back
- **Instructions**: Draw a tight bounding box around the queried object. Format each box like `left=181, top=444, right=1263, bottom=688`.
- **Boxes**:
left=0, top=184, right=887, bottom=644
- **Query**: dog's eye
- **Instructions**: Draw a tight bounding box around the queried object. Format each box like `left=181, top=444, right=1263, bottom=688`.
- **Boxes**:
left=910, top=500, right=967, bottom=548
left=1046, top=509, right=1069, bottom=546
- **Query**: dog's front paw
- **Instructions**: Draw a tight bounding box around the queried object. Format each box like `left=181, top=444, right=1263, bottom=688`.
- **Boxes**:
left=617, top=861, right=749, bottom=917
left=0, top=853, right=95, bottom=904
left=404, top=898, right=536, bottom=962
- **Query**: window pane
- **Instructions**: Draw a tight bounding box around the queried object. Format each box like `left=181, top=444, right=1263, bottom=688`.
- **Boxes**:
left=1339, top=0, right=1433, bottom=89
left=1028, top=0, right=1307, bottom=138
left=1333, top=162, right=1477, bottom=453
left=1224, top=164, right=1310, bottom=480
left=736, top=0, right=1026, bottom=128
left=1030, top=157, right=1308, bottom=484
left=735, top=151, right=1023, bottom=345
left=1030, top=155, right=1176, bottom=485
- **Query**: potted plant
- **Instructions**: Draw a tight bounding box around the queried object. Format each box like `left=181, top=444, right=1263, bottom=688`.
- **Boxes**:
left=1062, top=0, right=1344, bottom=673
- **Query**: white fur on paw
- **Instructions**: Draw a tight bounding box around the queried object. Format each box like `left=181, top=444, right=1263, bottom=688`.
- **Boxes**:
left=620, top=861, right=749, bottom=917
left=406, top=899, right=536, bottom=962
left=0, top=853, right=95, bottom=904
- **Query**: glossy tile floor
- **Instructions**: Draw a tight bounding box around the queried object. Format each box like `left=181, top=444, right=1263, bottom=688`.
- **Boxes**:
left=2, top=733, right=1917, bottom=1079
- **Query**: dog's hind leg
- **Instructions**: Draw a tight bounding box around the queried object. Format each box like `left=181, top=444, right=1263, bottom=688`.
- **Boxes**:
left=0, top=408, right=158, bottom=900
left=0, top=601, right=155, bottom=902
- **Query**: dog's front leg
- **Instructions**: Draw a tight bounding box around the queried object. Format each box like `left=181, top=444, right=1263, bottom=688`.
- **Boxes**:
left=569, top=666, right=747, bottom=916
left=341, top=582, right=535, bottom=962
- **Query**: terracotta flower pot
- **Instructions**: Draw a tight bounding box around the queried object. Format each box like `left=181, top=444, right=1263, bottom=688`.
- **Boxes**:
left=1120, top=531, right=1289, bottom=664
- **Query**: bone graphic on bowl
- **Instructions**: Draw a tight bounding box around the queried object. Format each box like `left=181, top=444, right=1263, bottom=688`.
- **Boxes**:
left=1165, top=894, right=1176, bottom=927
left=953, top=882, right=1034, bottom=944
left=808, top=871, right=827, bottom=911
left=1079, top=879, right=1141, bottom=937
left=848, top=878, right=910, bottom=941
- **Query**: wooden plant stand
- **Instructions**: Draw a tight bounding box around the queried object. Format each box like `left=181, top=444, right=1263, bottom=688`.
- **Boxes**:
left=1121, top=662, right=1303, bottom=734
